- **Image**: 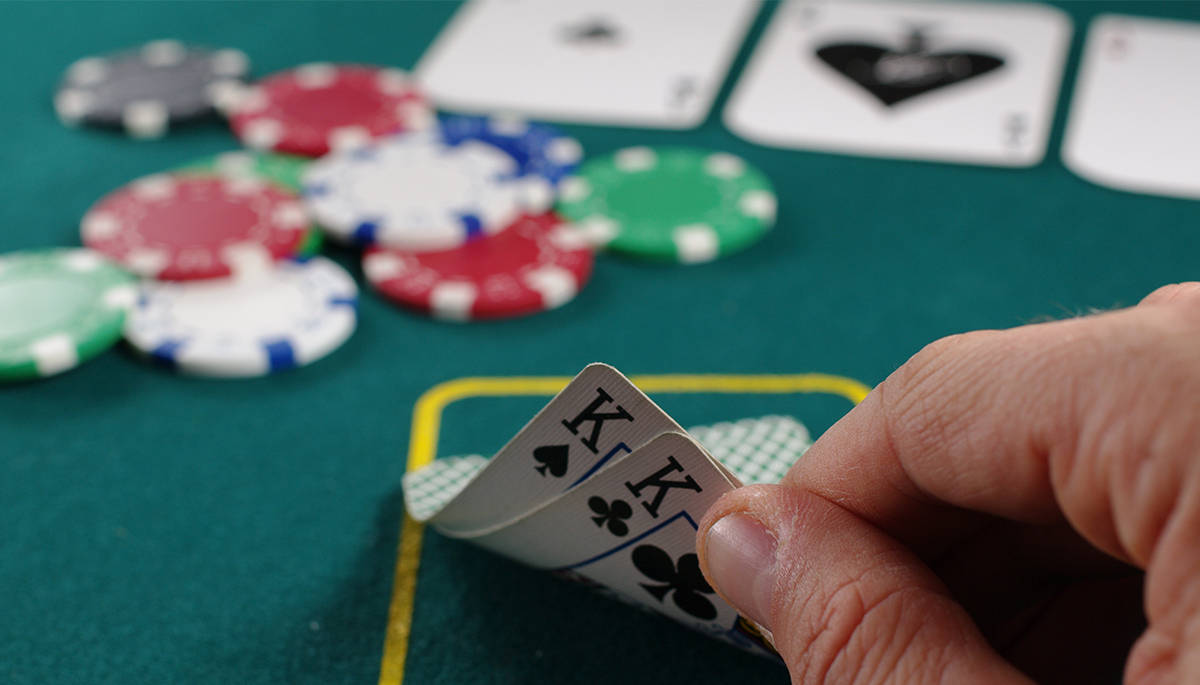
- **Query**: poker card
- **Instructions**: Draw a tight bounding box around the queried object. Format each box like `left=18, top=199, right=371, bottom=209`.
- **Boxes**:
left=1062, top=15, right=1200, bottom=200
left=724, top=0, right=1072, bottom=166
left=400, top=370, right=812, bottom=657
left=459, top=431, right=774, bottom=655
left=404, top=415, right=812, bottom=523
left=425, top=363, right=687, bottom=535
left=415, top=0, right=761, bottom=129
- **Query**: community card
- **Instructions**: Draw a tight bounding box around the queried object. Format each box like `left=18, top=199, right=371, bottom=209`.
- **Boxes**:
left=724, top=0, right=1072, bottom=166
left=1062, top=15, right=1200, bottom=200
left=425, top=363, right=686, bottom=535
left=415, top=0, right=761, bottom=129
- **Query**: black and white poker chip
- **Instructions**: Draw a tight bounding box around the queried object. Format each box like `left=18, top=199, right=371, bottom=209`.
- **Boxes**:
left=54, top=39, right=249, bottom=138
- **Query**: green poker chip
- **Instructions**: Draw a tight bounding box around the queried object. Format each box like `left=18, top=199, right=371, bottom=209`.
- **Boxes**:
left=176, top=150, right=323, bottom=256
left=0, top=248, right=137, bottom=382
left=555, top=146, right=777, bottom=264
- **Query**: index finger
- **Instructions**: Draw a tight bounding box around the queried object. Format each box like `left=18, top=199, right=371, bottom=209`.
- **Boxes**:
left=787, top=294, right=1200, bottom=567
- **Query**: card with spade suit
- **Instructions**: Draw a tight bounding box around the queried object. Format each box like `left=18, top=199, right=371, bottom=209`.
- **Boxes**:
left=415, top=0, right=761, bottom=129
left=1062, top=15, right=1200, bottom=200
left=724, top=0, right=1072, bottom=166
left=426, top=363, right=689, bottom=536
left=401, top=366, right=811, bottom=657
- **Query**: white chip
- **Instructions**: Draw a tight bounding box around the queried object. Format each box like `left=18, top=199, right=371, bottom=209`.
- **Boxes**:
left=123, top=257, right=358, bottom=377
left=302, top=131, right=529, bottom=250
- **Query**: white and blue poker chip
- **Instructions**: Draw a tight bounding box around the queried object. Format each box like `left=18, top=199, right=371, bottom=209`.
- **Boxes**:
left=301, top=126, right=554, bottom=249
left=123, top=256, right=357, bottom=378
left=438, top=114, right=583, bottom=186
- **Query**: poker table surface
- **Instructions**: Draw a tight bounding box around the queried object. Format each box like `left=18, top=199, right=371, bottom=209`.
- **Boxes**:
left=3, top=2, right=1198, bottom=684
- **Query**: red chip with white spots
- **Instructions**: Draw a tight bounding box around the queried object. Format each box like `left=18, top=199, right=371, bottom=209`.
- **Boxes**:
left=363, top=213, right=594, bottom=321
left=81, top=174, right=310, bottom=281
left=224, top=63, right=432, bottom=157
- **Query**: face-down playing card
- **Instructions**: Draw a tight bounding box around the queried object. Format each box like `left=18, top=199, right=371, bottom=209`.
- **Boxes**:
left=724, top=0, right=1072, bottom=166
left=458, top=431, right=775, bottom=656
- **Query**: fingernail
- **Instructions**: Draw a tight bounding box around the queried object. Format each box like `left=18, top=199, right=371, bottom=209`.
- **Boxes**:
left=704, top=513, right=777, bottom=627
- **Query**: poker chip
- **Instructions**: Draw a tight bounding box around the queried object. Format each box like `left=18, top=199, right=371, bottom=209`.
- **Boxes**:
left=555, top=147, right=777, bottom=264
left=223, top=63, right=433, bottom=156
left=175, top=151, right=323, bottom=256
left=54, top=39, right=249, bottom=138
left=303, top=129, right=553, bottom=249
left=123, top=257, right=358, bottom=377
left=81, top=173, right=311, bottom=281
left=0, top=249, right=137, bottom=382
left=363, top=213, right=593, bottom=321
left=176, top=149, right=309, bottom=191
left=439, top=114, right=583, bottom=186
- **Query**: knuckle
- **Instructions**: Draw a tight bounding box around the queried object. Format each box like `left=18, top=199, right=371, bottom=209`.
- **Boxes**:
left=877, top=332, right=985, bottom=461
left=1142, top=282, right=1200, bottom=310
left=791, top=578, right=945, bottom=685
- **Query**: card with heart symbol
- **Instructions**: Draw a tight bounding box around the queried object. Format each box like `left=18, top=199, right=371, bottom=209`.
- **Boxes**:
left=415, top=0, right=761, bottom=129
left=1062, top=15, right=1200, bottom=200
left=724, top=0, right=1072, bottom=166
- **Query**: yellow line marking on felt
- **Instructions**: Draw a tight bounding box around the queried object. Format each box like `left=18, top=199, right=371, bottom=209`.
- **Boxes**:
left=378, top=372, right=871, bottom=685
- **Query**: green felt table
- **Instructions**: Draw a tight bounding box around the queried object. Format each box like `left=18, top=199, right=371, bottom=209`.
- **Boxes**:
left=2, top=2, right=1198, bottom=684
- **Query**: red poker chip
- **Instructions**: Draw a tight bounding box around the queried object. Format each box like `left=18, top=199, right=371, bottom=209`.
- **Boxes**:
left=81, top=174, right=310, bottom=281
left=224, top=63, right=432, bottom=157
left=363, top=213, right=594, bottom=321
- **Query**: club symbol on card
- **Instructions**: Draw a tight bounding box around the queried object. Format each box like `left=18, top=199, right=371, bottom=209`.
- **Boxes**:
left=533, top=444, right=570, bottom=478
left=632, top=545, right=717, bottom=620
left=561, top=17, right=622, bottom=46
left=814, top=27, right=1005, bottom=107
left=587, top=496, right=633, bottom=536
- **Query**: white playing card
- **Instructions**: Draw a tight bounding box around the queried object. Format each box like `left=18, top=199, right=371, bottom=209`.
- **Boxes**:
left=1062, top=15, right=1200, bottom=200
left=426, top=363, right=686, bottom=535
left=415, top=0, right=761, bottom=129
left=457, top=432, right=736, bottom=561
left=457, top=431, right=775, bottom=656
left=724, top=0, right=1072, bottom=166
left=401, top=414, right=813, bottom=523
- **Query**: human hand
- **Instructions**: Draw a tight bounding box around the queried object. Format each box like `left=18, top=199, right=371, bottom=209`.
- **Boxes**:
left=698, top=283, right=1200, bottom=684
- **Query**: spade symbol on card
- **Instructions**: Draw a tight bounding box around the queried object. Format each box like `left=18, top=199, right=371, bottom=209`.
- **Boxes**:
left=814, top=27, right=1005, bottom=106
left=587, top=496, right=633, bottom=536
left=561, top=17, right=622, bottom=46
left=632, top=545, right=717, bottom=620
left=533, top=444, right=570, bottom=478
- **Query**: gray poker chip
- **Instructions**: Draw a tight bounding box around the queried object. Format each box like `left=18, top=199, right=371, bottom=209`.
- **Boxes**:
left=54, top=39, right=250, bottom=138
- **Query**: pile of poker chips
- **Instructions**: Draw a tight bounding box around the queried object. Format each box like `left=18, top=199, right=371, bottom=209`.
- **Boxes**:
left=2, top=39, right=779, bottom=383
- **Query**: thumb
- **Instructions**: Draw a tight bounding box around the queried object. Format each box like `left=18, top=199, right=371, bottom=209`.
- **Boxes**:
left=698, top=484, right=1031, bottom=685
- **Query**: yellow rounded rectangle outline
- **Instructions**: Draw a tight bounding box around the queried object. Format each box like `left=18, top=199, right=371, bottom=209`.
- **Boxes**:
left=379, top=372, right=871, bottom=685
